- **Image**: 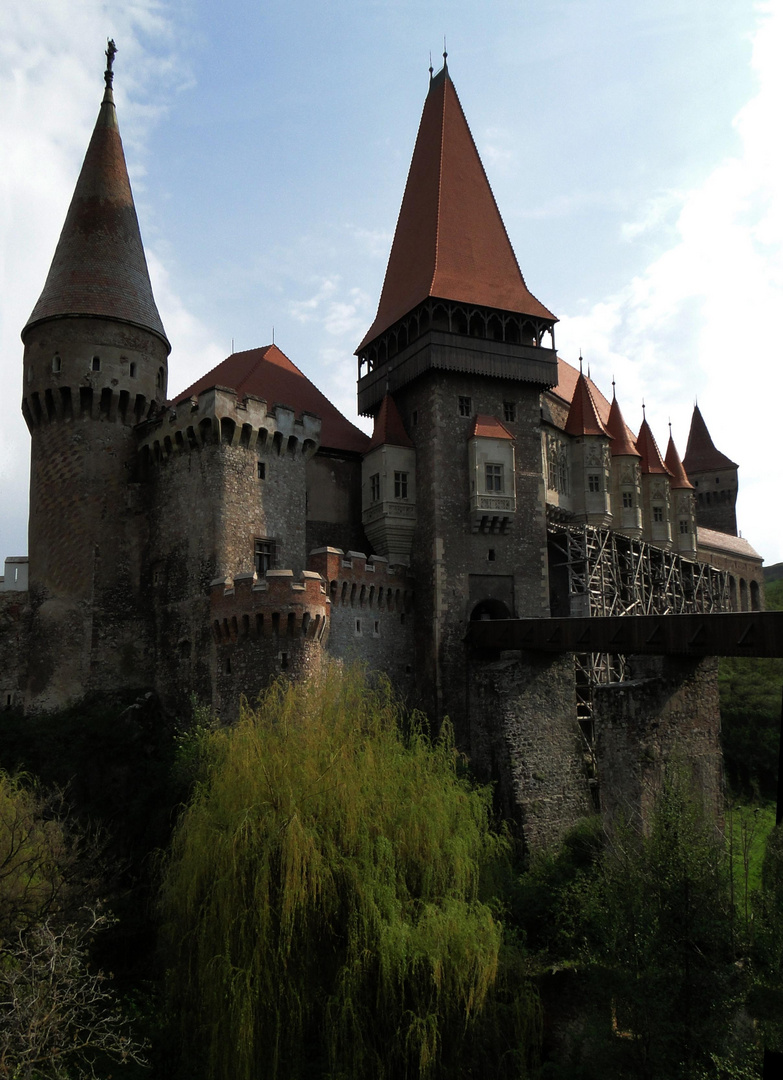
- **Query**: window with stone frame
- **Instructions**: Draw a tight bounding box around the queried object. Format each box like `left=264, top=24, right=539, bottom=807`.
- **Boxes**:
left=587, top=473, right=601, bottom=493
left=503, top=401, right=516, bottom=423
left=254, top=537, right=276, bottom=576
left=394, top=471, right=408, bottom=499
left=370, top=473, right=381, bottom=502
left=546, top=434, right=569, bottom=495
left=679, top=519, right=690, bottom=534
left=653, top=505, right=664, bottom=522
left=622, top=491, right=633, bottom=509
left=458, top=396, right=472, bottom=417
left=485, top=463, right=504, bottom=492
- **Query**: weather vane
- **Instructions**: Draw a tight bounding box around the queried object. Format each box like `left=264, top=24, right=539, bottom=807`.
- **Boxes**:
left=105, top=39, right=117, bottom=90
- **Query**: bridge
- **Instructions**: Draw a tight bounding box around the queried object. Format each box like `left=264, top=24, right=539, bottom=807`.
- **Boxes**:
left=467, top=611, right=783, bottom=658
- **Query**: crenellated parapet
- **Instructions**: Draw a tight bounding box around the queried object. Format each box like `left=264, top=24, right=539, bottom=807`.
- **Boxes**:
left=137, top=386, right=321, bottom=465
left=308, top=548, right=415, bottom=614
left=211, top=568, right=329, bottom=645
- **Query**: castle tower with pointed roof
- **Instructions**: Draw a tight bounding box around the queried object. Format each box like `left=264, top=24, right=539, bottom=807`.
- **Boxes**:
left=20, top=44, right=170, bottom=710
left=682, top=404, right=739, bottom=536
left=356, top=58, right=558, bottom=731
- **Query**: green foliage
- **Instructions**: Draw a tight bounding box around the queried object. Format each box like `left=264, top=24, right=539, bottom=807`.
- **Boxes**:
left=158, top=665, right=540, bottom=1080
left=719, top=579, right=783, bottom=798
left=748, top=824, right=783, bottom=1054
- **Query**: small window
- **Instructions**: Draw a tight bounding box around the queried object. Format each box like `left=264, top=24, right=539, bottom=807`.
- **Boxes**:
left=488, top=549, right=496, bottom=562
left=254, top=537, right=275, bottom=575
left=653, top=505, right=664, bottom=522
left=52, top=355, right=62, bottom=373
left=156, top=368, right=164, bottom=391
left=355, top=619, right=362, bottom=635
left=280, top=653, right=289, bottom=670
left=374, top=620, right=380, bottom=636
left=394, top=471, right=408, bottom=500
left=485, top=463, right=503, bottom=492
left=458, top=396, right=472, bottom=417
left=622, top=491, right=633, bottom=509
left=92, top=356, right=100, bottom=372
left=503, top=401, right=516, bottom=423
left=129, top=361, right=137, bottom=378
left=412, top=410, right=418, bottom=426
left=370, top=473, right=381, bottom=502
left=257, top=461, right=266, bottom=480
left=588, top=474, right=601, bottom=493
left=715, top=477, right=720, bottom=484
left=679, top=519, right=690, bottom=534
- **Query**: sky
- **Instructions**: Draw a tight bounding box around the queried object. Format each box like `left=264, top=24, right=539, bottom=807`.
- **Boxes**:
left=1, top=0, right=781, bottom=566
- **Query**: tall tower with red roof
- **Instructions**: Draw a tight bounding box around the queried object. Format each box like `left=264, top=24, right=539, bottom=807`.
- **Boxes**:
left=356, top=58, right=558, bottom=729
left=20, top=43, right=170, bottom=710
left=682, top=405, right=739, bottom=536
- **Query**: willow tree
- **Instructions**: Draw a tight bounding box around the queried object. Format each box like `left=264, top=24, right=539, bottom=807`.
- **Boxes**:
left=158, top=665, right=539, bottom=1080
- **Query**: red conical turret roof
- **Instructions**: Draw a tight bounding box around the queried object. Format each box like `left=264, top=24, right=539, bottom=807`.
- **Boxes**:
left=682, top=405, right=738, bottom=473
left=24, top=52, right=168, bottom=347
left=605, top=392, right=641, bottom=457
left=175, top=345, right=370, bottom=455
left=564, top=371, right=611, bottom=437
left=367, top=394, right=414, bottom=451
left=665, top=433, right=693, bottom=490
left=636, top=417, right=671, bottom=476
left=357, top=62, right=555, bottom=351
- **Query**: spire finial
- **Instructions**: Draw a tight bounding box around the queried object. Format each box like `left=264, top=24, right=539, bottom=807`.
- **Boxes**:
left=612, top=375, right=616, bottom=399
left=104, top=39, right=117, bottom=90
left=443, top=37, right=448, bottom=70
left=668, top=418, right=672, bottom=436
left=578, top=350, right=583, bottom=374
left=642, top=399, right=646, bottom=419
left=429, top=51, right=433, bottom=82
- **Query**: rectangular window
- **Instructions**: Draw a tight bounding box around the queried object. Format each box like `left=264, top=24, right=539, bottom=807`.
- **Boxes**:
left=411, top=410, right=418, bottom=426
left=622, top=491, right=633, bottom=509
left=254, top=537, right=275, bottom=575
left=679, top=519, right=689, bottom=534
left=458, top=396, right=472, bottom=416
left=587, top=474, right=601, bottom=493
left=370, top=473, right=381, bottom=502
left=485, top=463, right=503, bottom=492
left=394, top=471, right=408, bottom=499
left=257, top=461, right=266, bottom=480
left=653, top=506, right=664, bottom=522
left=503, top=401, right=516, bottom=423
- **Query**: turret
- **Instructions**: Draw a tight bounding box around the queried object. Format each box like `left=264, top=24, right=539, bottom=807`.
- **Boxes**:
left=665, top=429, right=697, bottom=558
left=564, top=368, right=612, bottom=526
left=362, top=394, right=417, bottom=563
left=20, top=42, right=170, bottom=710
left=636, top=412, right=673, bottom=548
left=605, top=388, right=642, bottom=538
left=682, top=404, right=738, bottom=536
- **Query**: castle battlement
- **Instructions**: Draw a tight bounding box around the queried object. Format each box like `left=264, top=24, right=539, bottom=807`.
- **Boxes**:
left=308, top=548, right=414, bottom=613
left=211, top=568, right=329, bottom=643
left=22, top=384, right=162, bottom=432
left=137, top=386, right=322, bottom=463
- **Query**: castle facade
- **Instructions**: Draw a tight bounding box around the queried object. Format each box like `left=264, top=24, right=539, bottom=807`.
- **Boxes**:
left=0, top=51, right=765, bottom=846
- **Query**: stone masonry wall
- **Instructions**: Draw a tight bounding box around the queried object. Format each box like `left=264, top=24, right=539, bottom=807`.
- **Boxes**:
left=0, top=593, right=29, bottom=711
left=469, top=651, right=593, bottom=852
left=594, top=655, right=723, bottom=830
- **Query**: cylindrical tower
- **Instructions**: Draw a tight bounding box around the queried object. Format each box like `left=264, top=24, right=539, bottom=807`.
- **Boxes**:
left=20, top=43, right=170, bottom=710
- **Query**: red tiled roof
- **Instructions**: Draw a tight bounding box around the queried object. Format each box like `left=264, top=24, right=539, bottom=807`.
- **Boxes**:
left=682, top=405, right=738, bottom=474
left=605, top=394, right=641, bottom=457
left=367, top=394, right=413, bottom=450
left=636, top=417, right=671, bottom=476
left=564, top=371, right=611, bottom=437
left=174, top=345, right=370, bottom=455
left=471, top=414, right=514, bottom=440
left=357, top=64, right=556, bottom=351
left=697, top=527, right=762, bottom=562
left=24, top=85, right=168, bottom=347
left=664, top=434, right=693, bottom=490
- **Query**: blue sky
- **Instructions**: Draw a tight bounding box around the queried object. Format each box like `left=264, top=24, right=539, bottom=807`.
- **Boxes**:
left=1, top=0, right=781, bottom=565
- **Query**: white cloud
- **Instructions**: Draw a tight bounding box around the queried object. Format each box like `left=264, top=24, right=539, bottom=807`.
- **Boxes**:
left=557, top=1, right=783, bottom=564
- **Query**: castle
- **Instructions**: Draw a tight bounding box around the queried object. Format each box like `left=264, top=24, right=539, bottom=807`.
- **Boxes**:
left=0, top=48, right=765, bottom=847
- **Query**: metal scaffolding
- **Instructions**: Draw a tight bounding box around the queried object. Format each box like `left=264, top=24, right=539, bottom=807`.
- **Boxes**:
left=547, top=523, right=732, bottom=743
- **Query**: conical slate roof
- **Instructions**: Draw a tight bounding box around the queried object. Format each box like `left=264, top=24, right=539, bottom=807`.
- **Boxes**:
left=605, top=392, right=640, bottom=457
left=636, top=417, right=671, bottom=476
left=664, top=434, right=693, bottom=490
left=682, top=405, right=737, bottom=473
left=24, top=66, right=168, bottom=347
left=357, top=62, right=555, bottom=351
left=564, top=371, right=611, bottom=437
left=367, top=394, right=413, bottom=451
